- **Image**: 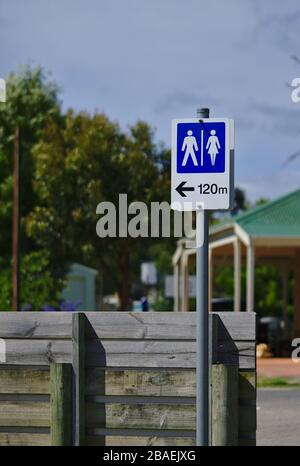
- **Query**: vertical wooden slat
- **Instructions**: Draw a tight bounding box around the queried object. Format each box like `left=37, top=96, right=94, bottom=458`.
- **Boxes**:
left=246, top=244, right=255, bottom=312
left=209, top=313, right=218, bottom=445
left=72, top=313, right=86, bottom=445
left=212, top=364, right=239, bottom=446
left=238, top=371, right=256, bottom=446
left=293, top=250, right=300, bottom=337
left=50, top=363, right=72, bottom=445
left=234, top=238, right=241, bottom=312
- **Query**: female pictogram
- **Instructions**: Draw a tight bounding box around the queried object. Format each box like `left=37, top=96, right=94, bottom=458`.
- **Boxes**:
left=206, top=130, right=220, bottom=166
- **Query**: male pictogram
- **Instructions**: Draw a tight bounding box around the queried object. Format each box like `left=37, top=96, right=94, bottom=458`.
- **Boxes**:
left=181, top=130, right=198, bottom=166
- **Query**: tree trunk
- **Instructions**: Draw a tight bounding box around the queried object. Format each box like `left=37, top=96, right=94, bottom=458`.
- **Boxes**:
left=117, top=251, right=130, bottom=311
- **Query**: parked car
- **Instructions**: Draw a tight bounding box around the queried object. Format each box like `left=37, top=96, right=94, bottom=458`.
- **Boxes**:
left=212, top=298, right=246, bottom=312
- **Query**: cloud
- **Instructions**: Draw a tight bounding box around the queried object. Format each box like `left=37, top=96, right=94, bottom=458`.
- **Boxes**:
left=154, top=91, right=219, bottom=115
left=248, top=101, right=300, bottom=134
left=239, top=169, right=300, bottom=201
left=2, top=0, right=300, bottom=203
left=243, top=4, right=300, bottom=52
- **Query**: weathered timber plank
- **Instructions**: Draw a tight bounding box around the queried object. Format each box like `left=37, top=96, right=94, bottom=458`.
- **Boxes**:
left=86, top=340, right=196, bottom=368
left=0, top=368, right=50, bottom=394
left=2, top=340, right=72, bottom=365
left=86, top=435, right=196, bottom=446
left=0, top=313, right=71, bottom=339
left=72, top=313, right=86, bottom=446
left=239, top=371, right=256, bottom=400
left=239, top=437, right=256, bottom=447
left=215, top=312, right=255, bottom=342
left=86, top=402, right=196, bottom=430
left=0, top=432, right=50, bottom=446
left=84, top=312, right=255, bottom=341
left=1, top=338, right=254, bottom=369
left=212, top=364, right=238, bottom=446
left=0, top=340, right=254, bottom=369
left=0, top=401, right=50, bottom=427
left=238, top=372, right=256, bottom=445
left=86, top=340, right=255, bottom=370
left=50, top=363, right=72, bottom=446
left=217, top=341, right=256, bottom=370
left=0, top=311, right=255, bottom=342
left=85, top=312, right=196, bottom=340
left=86, top=369, right=196, bottom=397
left=238, top=405, right=256, bottom=434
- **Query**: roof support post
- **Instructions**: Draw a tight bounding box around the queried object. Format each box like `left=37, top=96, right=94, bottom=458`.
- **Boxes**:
left=246, top=242, right=255, bottom=312
left=173, top=244, right=183, bottom=312
left=234, top=238, right=241, bottom=312
left=282, top=264, right=289, bottom=338
left=181, top=252, right=189, bottom=312
left=208, top=248, right=213, bottom=311
left=293, top=250, right=300, bottom=337
left=174, top=261, right=180, bottom=312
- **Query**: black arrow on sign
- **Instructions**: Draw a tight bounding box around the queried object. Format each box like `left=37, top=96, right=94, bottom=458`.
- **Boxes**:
left=176, top=181, right=195, bottom=197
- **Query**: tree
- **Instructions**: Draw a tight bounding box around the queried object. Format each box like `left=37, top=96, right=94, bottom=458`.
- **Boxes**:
left=0, top=251, right=64, bottom=310
left=27, top=111, right=171, bottom=310
left=0, top=66, right=63, bottom=309
left=234, top=187, right=246, bottom=211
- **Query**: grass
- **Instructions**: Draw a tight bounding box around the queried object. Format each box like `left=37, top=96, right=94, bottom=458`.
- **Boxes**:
left=258, top=376, right=300, bottom=388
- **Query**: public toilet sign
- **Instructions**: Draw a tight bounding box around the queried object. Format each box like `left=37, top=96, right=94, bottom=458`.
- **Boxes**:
left=171, top=118, right=234, bottom=211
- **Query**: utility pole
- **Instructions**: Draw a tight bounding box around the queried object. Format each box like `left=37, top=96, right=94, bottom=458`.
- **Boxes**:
left=12, top=127, right=20, bottom=311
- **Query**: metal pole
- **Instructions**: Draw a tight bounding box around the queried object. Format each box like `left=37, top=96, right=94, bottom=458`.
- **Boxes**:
left=196, top=107, right=210, bottom=446
left=12, top=127, right=20, bottom=311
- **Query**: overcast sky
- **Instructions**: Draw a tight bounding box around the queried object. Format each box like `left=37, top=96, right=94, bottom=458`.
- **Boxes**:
left=1, top=0, right=300, bottom=201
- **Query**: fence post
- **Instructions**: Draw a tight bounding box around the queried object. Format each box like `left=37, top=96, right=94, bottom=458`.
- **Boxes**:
left=50, top=363, right=72, bottom=446
left=209, top=313, right=218, bottom=445
left=72, top=312, right=86, bottom=446
left=212, top=363, right=239, bottom=446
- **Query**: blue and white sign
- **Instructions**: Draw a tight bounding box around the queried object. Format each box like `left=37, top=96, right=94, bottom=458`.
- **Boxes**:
left=177, top=122, right=225, bottom=173
left=171, top=118, right=234, bottom=210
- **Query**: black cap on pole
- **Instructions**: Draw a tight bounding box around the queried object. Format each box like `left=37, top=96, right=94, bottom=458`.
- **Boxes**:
left=197, top=108, right=210, bottom=119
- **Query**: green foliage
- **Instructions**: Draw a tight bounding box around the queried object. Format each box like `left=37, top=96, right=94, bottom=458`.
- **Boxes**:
left=149, top=244, right=174, bottom=275
left=0, top=266, right=11, bottom=310
left=0, top=67, right=64, bottom=307
left=26, top=110, right=171, bottom=309
left=0, top=66, right=292, bottom=316
left=152, top=292, right=172, bottom=312
left=234, top=187, right=246, bottom=211
left=255, top=266, right=283, bottom=317
left=257, top=377, right=300, bottom=388
left=214, top=265, right=234, bottom=298
left=212, top=263, right=288, bottom=317
left=0, top=66, right=173, bottom=310
left=0, top=66, right=61, bottom=249
left=20, top=251, right=65, bottom=310
left=0, top=251, right=64, bottom=310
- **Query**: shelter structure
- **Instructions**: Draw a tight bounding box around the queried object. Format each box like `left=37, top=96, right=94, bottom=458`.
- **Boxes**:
left=173, top=189, right=300, bottom=335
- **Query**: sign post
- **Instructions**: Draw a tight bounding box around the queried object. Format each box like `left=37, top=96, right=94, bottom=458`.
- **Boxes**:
left=171, top=108, right=234, bottom=446
left=195, top=107, right=210, bottom=446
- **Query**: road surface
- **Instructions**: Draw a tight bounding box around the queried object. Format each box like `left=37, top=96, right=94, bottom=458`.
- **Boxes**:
left=257, top=388, right=300, bottom=446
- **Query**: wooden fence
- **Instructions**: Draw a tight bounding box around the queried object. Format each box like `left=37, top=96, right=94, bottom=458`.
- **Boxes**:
left=0, top=311, right=256, bottom=446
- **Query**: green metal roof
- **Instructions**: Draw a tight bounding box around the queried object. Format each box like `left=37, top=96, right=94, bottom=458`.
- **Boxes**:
left=234, top=189, right=300, bottom=237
